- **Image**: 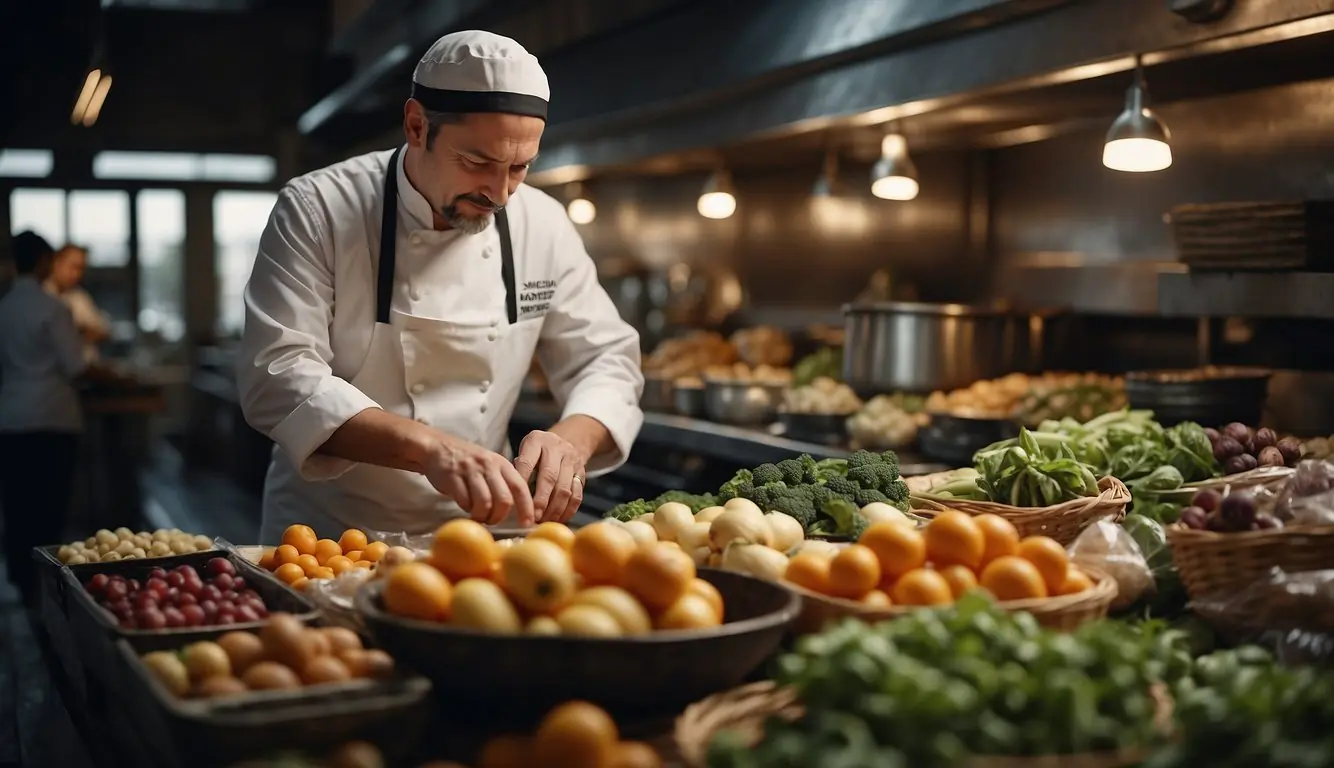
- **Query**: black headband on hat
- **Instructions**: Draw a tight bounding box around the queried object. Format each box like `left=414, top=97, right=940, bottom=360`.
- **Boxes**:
left=411, top=82, right=548, bottom=121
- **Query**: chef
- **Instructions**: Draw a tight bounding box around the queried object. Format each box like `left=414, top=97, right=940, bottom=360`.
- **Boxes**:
left=238, top=31, right=644, bottom=544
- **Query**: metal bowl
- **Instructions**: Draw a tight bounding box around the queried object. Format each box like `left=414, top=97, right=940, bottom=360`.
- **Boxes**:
left=355, top=568, right=798, bottom=722
left=703, top=380, right=787, bottom=426
left=673, top=383, right=707, bottom=419
left=641, top=375, right=676, bottom=413
left=917, top=412, right=1020, bottom=466
left=777, top=411, right=851, bottom=446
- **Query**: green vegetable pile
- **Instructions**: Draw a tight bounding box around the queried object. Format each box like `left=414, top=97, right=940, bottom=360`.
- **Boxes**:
left=707, top=595, right=1188, bottom=768
left=917, top=427, right=1103, bottom=507
left=791, top=347, right=843, bottom=388
left=717, top=450, right=909, bottom=539
left=604, top=490, right=718, bottom=522
left=1146, top=646, right=1334, bottom=768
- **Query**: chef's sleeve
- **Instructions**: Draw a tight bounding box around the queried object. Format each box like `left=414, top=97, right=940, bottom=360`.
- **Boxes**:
left=536, top=207, right=645, bottom=476
left=236, top=183, right=381, bottom=481
left=49, top=304, right=88, bottom=380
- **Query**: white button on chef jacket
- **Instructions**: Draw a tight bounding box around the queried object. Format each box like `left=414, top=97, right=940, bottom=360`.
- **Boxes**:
left=237, top=147, right=645, bottom=543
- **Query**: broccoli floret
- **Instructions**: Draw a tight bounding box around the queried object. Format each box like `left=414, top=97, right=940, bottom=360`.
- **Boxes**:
left=847, top=514, right=870, bottom=541
left=854, top=488, right=889, bottom=507
left=823, top=476, right=860, bottom=497
left=884, top=478, right=909, bottom=503
left=767, top=487, right=817, bottom=527
left=808, top=484, right=835, bottom=510
left=846, top=449, right=881, bottom=471
left=880, top=450, right=901, bottom=478
left=651, top=490, right=718, bottom=514
left=798, top=454, right=822, bottom=483
left=751, top=463, right=785, bottom=486
left=718, top=469, right=754, bottom=500
left=721, top=482, right=755, bottom=503
left=751, top=481, right=789, bottom=510
left=848, top=463, right=899, bottom=493
left=816, top=497, right=867, bottom=539
left=604, top=499, right=654, bottom=522
left=775, top=458, right=806, bottom=485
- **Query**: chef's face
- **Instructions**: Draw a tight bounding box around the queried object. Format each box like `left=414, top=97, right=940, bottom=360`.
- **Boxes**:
left=404, top=102, right=544, bottom=234
left=50, top=247, right=87, bottom=291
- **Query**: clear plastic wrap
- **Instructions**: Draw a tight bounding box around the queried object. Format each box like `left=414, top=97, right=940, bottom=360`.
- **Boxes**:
left=1259, top=459, right=1334, bottom=526
left=1066, top=519, right=1155, bottom=610
left=1191, top=567, right=1334, bottom=667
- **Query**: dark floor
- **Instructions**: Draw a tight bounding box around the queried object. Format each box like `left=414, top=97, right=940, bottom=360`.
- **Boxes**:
left=0, top=440, right=259, bottom=767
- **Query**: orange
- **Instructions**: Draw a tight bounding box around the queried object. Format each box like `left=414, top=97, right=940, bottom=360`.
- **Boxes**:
left=478, top=734, right=535, bottom=768
left=297, top=554, right=322, bottom=577
left=274, top=544, right=302, bottom=567
left=859, top=523, right=926, bottom=579
left=938, top=564, right=979, bottom=599
left=326, top=555, right=355, bottom=575
left=488, top=560, right=507, bottom=587
left=655, top=594, right=721, bottom=630
left=1015, top=536, right=1069, bottom=594
left=686, top=578, right=725, bottom=622
left=923, top=511, right=986, bottom=570
left=362, top=541, right=389, bottom=563
left=355, top=560, right=373, bottom=569
left=382, top=561, right=453, bottom=622
left=528, top=521, right=576, bottom=551
left=291, top=576, right=310, bottom=592
left=431, top=519, right=501, bottom=581
left=973, top=514, right=1021, bottom=567
left=282, top=524, right=318, bottom=556
left=533, top=701, right=619, bottom=768
left=570, top=523, right=637, bottom=586
left=827, top=544, right=882, bottom=600
left=257, top=548, right=277, bottom=571
left=622, top=544, right=695, bottom=611
left=502, top=539, right=578, bottom=614
left=344, top=549, right=364, bottom=562
left=610, top=741, right=662, bottom=768
left=784, top=553, right=832, bottom=594
left=338, top=528, right=369, bottom=555
left=1057, top=566, right=1094, bottom=595
left=980, top=556, right=1048, bottom=601
left=861, top=589, right=893, bottom=609
left=274, top=562, right=305, bottom=585
left=314, top=538, right=343, bottom=565
left=313, top=566, right=335, bottom=580
left=891, top=568, right=954, bottom=606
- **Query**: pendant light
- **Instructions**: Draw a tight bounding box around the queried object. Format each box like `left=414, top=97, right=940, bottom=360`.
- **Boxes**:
left=1102, top=55, right=1172, bottom=173
left=72, top=40, right=112, bottom=127
left=697, top=168, right=737, bottom=219
left=870, top=130, right=919, bottom=201
left=812, top=146, right=840, bottom=198
left=565, top=181, right=596, bottom=225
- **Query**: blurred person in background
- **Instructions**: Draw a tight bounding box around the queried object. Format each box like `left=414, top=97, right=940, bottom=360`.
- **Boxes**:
left=0, top=231, right=87, bottom=609
left=44, top=243, right=111, bottom=361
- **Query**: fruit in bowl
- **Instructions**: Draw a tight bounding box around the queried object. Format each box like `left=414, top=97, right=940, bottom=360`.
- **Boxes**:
left=83, top=557, right=270, bottom=630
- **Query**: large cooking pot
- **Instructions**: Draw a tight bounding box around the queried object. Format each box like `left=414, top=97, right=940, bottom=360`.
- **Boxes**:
left=842, top=302, right=1040, bottom=395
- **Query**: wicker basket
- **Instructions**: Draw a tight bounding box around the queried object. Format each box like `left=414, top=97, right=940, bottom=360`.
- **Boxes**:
left=675, top=681, right=1152, bottom=768
left=788, top=566, right=1117, bottom=635
left=911, top=476, right=1131, bottom=545
left=1167, top=524, right=1334, bottom=601
left=1183, top=465, right=1295, bottom=494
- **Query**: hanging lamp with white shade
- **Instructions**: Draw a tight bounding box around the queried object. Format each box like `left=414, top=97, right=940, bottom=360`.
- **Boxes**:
left=697, top=168, right=737, bottom=219
left=870, top=131, right=919, bottom=201
left=564, top=181, right=596, bottom=225
left=1102, top=55, right=1173, bottom=173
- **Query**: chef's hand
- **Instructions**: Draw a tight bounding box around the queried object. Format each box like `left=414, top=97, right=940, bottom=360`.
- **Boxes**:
left=421, top=436, right=535, bottom=527
left=513, top=430, right=587, bottom=523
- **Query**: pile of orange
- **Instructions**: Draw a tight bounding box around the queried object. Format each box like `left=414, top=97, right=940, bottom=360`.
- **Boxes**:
left=380, top=520, right=726, bottom=636
left=784, top=511, right=1093, bottom=608
left=471, top=699, right=661, bottom=768
left=258, top=525, right=388, bottom=591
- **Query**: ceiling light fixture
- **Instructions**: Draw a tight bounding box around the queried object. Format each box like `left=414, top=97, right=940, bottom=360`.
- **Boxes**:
left=697, top=168, right=737, bottom=219
left=1102, top=55, right=1172, bottom=173
left=565, top=181, right=596, bottom=225
left=870, top=131, right=919, bottom=201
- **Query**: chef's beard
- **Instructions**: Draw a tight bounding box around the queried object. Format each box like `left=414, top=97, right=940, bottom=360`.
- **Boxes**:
left=441, top=193, right=500, bottom=235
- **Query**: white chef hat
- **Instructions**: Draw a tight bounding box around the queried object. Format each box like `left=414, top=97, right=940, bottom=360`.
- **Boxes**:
left=411, top=30, right=550, bottom=121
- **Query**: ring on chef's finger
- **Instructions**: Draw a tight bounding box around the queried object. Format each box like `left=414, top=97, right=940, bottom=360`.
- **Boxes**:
left=572, top=474, right=583, bottom=486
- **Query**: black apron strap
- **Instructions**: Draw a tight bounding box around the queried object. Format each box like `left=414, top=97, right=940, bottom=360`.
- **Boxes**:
left=496, top=208, right=518, bottom=325
left=375, top=146, right=404, bottom=325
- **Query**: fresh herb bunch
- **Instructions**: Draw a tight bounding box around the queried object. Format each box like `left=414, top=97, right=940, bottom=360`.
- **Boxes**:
left=603, top=490, right=718, bottom=522
left=707, top=595, right=1186, bottom=768
left=716, top=450, right=908, bottom=538
left=974, top=427, right=1103, bottom=507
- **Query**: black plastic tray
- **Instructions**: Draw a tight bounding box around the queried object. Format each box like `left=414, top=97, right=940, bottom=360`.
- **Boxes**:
left=32, top=542, right=221, bottom=619
left=113, top=639, right=432, bottom=767
left=62, top=550, right=320, bottom=690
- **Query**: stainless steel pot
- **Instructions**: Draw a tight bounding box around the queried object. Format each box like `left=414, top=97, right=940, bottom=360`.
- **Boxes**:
left=703, top=380, right=787, bottom=426
left=842, top=302, right=1037, bottom=395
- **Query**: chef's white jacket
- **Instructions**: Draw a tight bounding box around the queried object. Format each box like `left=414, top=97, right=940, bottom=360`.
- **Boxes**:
left=237, top=147, right=644, bottom=540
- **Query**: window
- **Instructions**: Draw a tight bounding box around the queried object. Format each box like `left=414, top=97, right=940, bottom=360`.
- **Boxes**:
left=214, top=190, right=277, bottom=337
left=0, top=149, right=54, bottom=178
left=9, top=188, right=66, bottom=244
left=68, top=190, right=131, bottom=267
left=137, top=190, right=186, bottom=342
left=93, top=151, right=277, bottom=183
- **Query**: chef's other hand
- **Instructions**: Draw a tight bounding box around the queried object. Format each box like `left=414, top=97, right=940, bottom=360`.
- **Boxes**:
left=422, top=436, right=535, bottom=527
left=513, top=430, right=586, bottom=523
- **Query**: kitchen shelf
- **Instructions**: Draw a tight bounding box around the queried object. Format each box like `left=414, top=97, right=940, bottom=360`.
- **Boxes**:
left=1157, top=271, right=1334, bottom=320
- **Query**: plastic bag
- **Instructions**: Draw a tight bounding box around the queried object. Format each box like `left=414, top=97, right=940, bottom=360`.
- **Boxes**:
left=1067, top=519, right=1155, bottom=611
left=1191, top=567, right=1334, bottom=667
left=1259, top=459, right=1334, bottom=526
